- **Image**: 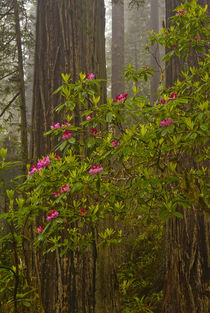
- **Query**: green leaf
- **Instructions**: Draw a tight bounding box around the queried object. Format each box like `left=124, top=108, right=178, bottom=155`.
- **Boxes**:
left=172, top=211, right=183, bottom=218
left=106, top=112, right=113, bottom=123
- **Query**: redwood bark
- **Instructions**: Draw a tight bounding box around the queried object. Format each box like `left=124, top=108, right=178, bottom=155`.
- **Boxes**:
left=163, top=1, right=210, bottom=312
left=32, top=0, right=106, bottom=160
left=31, top=1, right=106, bottom=312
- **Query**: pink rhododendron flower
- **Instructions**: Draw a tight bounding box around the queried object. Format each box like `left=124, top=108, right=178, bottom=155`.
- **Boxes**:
left=29, top=156, right=50, bottom=175
left=114, top=93, right=128, bottom=102
left=169, top=92, right=178, bottom=100
left=54, top=154, right=61, bottom=159
left=61, top=122, right=71, bottom=127
left=161, top=99, right=166, bottom=104
left=160, top=174, right=164, bottom=179
left=28, top=165, right=38, bottom=175
left=62, top=130, right=72, bottom=140
left=37, top=225, right=44, bottom=234
left=50, top=122, right=61, bottom=129
left=112, top=141, right=120, bottom=147
left=195, top=36, right=200, bottom=41
left=176, top=9, right=186, bottom=16
left=91, top=128, right=99, bottom=136
left=37, top=156, right=50, bottom=170
left=160, top=118, right=173, bottom=127
left=89, top=164, right=103, bottom=175
left=86, top=73, right=95, bottom=80
left=61, top=184, right=70, bottom=192
left=145, top=66, right=149, bottom=70
left=79, top=209, right=87, bottom=215
left=86, top=114, right=93, bottom=121
left=46, top=208, right=59, bottom=221
left=54, top=190, right=61, bottom=198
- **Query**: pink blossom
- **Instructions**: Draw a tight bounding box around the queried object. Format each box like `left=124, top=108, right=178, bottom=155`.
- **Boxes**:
left=50, top=122, right=61, bottom=129
left=79, top=209, right=87, bottom=215
left=86, top=73, right=95, bottom=80
left=46, top=208, right=59, bottom=221
left=176, top=9, right=186, bottom=16
left=37, top=225, right=44, bottom=234
left=61, top=122, right=71, bottom=127
left=62, top=130, right=72, bottom=140
left=37, top=156, right=50, bottom=170
left=89, top=164, right=103, bottom=175
left=54, top=154, right=61, bottom=159
left=91, top=128, right=99, bottom=136
left=160, top=118, right=173, bottom=127
left=195, top=36, right=200, bottom=41
left=145, top=66, right=149, bottom=70
left=28, top=156, right=50, bottom=175
left=161, top=99, right=166, bottom=104
left=169, top=92, right=178, bottom=100
left=54, top=190, right=61, bottom=198
left=61, top=184, right=70, bottom=193
left=86, top=114, right=93, bottom=121
left=28, top=165, right=38, bottom=175
left=112, top=141, right=120, bottom=147
left=114, top=93, right=128, bottom=102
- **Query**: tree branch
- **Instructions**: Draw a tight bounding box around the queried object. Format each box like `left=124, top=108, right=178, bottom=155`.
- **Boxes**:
left=0, top=92, right=20, bottom=117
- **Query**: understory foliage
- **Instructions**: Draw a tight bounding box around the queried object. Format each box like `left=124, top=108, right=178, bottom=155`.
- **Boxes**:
left=0, top=1, right=209, bottom=312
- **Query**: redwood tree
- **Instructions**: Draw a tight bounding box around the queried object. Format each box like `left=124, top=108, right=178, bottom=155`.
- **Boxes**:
left=31, top=0, right=106, bottom=160
left=163, top=1, right=210, bottom=312
left=30, top=1, right=106, bottom=312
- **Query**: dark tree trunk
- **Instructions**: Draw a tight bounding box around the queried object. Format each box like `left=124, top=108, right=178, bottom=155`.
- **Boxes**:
left=150, top=0, right=160, bottom=104
left=30, top=1, right=106, bottom=312
left=163, top=1, right=210, bottom=312
left=112, top=0, right=125, bottom=98
left=31, top=0, right=106, bottom=160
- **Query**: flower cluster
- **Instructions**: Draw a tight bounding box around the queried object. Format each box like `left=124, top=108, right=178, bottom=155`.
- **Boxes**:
left=90, top=128, right=99, bottom=136
left=114, top=93, right=128, bottom=102
left=176, top=9, right=186, bottom=16
left=86, top=114, right=93, bottom=121
left=112, top=141, right=120, bottom=147
left=62, top=130, right=72, bottom=140
left=50, top=122, right=71, bottom=129
left=86, top=73, right=95, bottom=80
left=89, top=164, right=103, bottom=175
left=79, top=209, right=87, bottom=215
left=46, top=208, right=59, bottom=221
left=37, top=225, right=44, bottom=234
left=28, top=156, right=50, bottom=175
left=169, top=92, right=178, bottom=100
left=54, top=184, right=70, bottom=198
left=160, top=118, right=173, bottom=127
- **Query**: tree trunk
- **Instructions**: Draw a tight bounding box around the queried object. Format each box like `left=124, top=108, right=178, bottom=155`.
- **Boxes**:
left=13, top=0, right=28, bottom=175
left=150, top=0, right=160, bottom=104
left=163, top=1, right=210, bottom=312
left=30, top=1, right=106, bottom=312
left=31, top=0, right=106, bottom=160
left=112, top=0, right=125, bottom=98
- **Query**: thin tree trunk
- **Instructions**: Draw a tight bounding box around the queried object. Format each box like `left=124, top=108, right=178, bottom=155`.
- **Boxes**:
left=150, top=0, right=160, bottom=104
left=112, top=0, right=125, bottom=98
left=13, top=0, right=28, bottom=174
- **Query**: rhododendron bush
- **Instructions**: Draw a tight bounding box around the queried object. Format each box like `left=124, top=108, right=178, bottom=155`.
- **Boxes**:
left=0, top=1, right=209, bottom=311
